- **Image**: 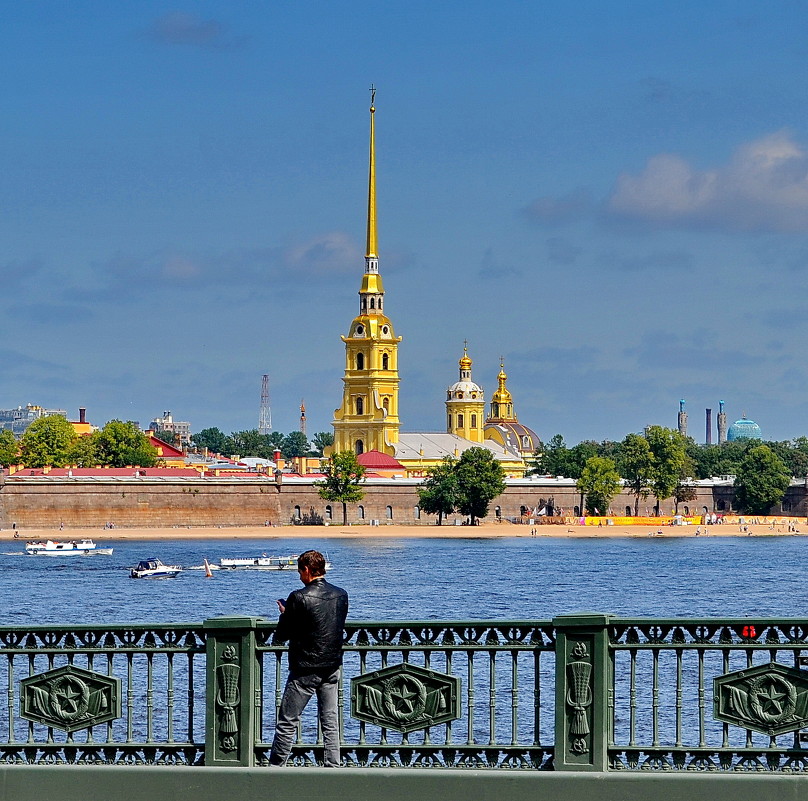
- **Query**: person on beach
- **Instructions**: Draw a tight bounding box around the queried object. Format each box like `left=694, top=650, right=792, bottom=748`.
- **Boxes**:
left=269, top=550, right=349, bottom=767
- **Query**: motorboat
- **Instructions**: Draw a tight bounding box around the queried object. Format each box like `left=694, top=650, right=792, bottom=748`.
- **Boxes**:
left=217, top=555, right=332, bottom=571
left=129, top=558, right=183, bottom=579
left=25, top=539, right=114, bottom=556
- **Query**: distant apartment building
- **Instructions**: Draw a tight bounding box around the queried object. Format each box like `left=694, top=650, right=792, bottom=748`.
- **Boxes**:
left=0, top=404, right=68, bottom=436
left=151, top=411, right=191, bottom=446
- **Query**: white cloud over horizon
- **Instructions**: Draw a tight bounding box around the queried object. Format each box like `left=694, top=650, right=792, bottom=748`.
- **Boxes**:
left=607, top=131, right=808, bottom=233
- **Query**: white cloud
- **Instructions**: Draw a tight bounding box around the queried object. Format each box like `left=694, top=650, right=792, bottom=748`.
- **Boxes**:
left=607, top=131, right=808, bottom=232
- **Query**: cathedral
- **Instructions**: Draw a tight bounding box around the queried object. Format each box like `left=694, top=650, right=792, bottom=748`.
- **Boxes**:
left=330, top=95, right=541, bottom=478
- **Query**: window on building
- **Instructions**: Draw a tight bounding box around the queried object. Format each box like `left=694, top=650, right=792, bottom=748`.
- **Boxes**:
left=369, top=298, right=375, bottom=309
left=356, top=397, right=364, bottom=414
left=325, top=505, right=332, bottom=520
left=356, top=353, right=364, bottom=370
left=382, top=353, right=389, bottom=370
left=357, top=505, right=365, bottom=520
left=294, top=506, right=301, bottom=521
left=382, top=397, right=389, bottom=414
left=386, top=505, right=393, bottom=520
left=457, top=413, right=464, bottom=428
left=471, top=414, right=477, bottom=428
left=522, top=436, right=530, bottom=448
left=625, top=506, right=632, bottom=516
left=355, top=439, right=364, bottom=455
left=447, top=414, right=452, bottom=429
left=413, top=505, right=420, bottom=520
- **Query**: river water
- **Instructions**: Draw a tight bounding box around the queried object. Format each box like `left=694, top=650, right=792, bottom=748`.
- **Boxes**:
left=2, top=534, right=805, bottom=625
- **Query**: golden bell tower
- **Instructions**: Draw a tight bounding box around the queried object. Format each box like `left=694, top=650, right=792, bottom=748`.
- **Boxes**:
left=332, top=89, right=402, bottom=456
left=445, top=344, right=485, bottom=443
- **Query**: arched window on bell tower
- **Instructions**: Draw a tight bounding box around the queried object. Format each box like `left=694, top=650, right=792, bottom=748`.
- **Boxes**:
left=356, top=396, right=364, bottom=415
left=355, top=439, right=364, bottom=455
left=382, top=353, right=389, bottom=370
left=356, top=352, right=364, bottom=370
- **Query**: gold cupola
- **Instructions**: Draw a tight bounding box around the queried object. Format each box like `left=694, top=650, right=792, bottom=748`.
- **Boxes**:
left=488, top=359, right=515, bottom=421
left=446, top=343, right=485, bottom=443
left=332, top=87, right=402, bottom=457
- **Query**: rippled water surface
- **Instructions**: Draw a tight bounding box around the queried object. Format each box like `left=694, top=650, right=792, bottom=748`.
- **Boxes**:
left=3, top=534, right=805, bottom=625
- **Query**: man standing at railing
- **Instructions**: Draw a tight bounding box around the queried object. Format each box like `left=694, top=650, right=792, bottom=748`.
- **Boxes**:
left=269, top=549, right=349, bottom=767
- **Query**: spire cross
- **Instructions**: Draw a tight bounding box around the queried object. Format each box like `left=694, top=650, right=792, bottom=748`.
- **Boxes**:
left=369, top=84, right=376, bottom=107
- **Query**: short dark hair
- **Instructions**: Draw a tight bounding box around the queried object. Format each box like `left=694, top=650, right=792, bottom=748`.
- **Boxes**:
left=298, top=550, right=326, bottom=576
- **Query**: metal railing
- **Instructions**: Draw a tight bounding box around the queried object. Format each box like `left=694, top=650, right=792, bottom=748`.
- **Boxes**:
left=0, top=615, right=806, bottom=771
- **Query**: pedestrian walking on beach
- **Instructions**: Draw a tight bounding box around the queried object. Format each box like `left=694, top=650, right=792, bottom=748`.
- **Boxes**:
left=269, top=550, right=349, bottom=767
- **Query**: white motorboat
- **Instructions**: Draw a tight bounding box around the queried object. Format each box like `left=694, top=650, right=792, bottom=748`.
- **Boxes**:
left=129, top=558, right=183, bottom=579
left=25, top=539, right=114, bottom=556
left=217, top=555, right=332, bottom=571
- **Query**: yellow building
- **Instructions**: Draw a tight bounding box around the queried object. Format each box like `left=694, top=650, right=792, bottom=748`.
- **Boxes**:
left=331, top=95, right=540, bottom=479
left=331, top=93, right=402, bottom=457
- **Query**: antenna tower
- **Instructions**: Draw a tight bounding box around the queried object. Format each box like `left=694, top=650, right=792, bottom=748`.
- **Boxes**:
left=258, top=375, right=272, bottom=435
left=299, top=399, right=307, bottom=437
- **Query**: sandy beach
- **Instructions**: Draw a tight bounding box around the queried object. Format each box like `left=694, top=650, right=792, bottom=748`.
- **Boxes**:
left=1, top=522, right=802, bottom=541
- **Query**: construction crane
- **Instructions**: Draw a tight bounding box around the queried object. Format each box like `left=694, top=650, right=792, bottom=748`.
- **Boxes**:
left=258, top=375, right=272, bottom=435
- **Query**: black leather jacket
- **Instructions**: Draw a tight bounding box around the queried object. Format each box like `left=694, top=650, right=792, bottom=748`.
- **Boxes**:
left=275, top=578, right=349, bottom=675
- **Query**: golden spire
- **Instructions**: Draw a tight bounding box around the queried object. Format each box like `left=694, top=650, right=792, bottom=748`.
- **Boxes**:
left=365, top=84, right=377, bottom=259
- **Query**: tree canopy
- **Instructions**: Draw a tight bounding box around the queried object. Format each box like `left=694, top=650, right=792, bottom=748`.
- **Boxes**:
left=453, top=447, right=506, bottom=524
left=95, top=420, right=158, bottom=467
left=0, top=429, right=18, bottom=467
left=734, top=445, right=791, bottom=514
left=19, top=415, right=77, bottom=468
left=417, top=458, right=459, bottom=524
left=316, top=451, right=366, bottom=524
left=619, top=433, right=654, bottom=516
left=576, top=456, right=621, bottom=515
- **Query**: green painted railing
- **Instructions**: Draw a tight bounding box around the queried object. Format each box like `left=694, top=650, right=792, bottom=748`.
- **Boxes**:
left=1, top=615, right=807, bottom=771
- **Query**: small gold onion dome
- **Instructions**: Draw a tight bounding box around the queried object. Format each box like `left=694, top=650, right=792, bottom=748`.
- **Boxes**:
left=459, top=351, right=472, bottom=370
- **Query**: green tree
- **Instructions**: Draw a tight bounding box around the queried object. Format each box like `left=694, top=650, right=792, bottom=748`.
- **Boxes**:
left=532, top=434, right=570, bottom=477
left=454, top=447, right=506, bottom=524
left=311, top=431, right=334, bottom=457
left=96, top=420, right=158, bottom=467
left=734, top=445, right=791, bottom=514
left=619, top=433, right=655, bottom=517
left=192, top=427, right=231, bottom=455
left=316, top=451, right=366, bottom=525
left=0, top=429, right=18, bottom=467
left=66, top=433, right=100, bottom=468
left=19, top=415, right=77, bottom=468
left=645, top=426, right=688, bottom=512
left=154, top=429, right=180, bottom=447
left=417, top=458, right=458, bottom=525
left=229, top=429, right=271, bottom=458
left=576, top=456, right=621, bottom=515
left=283, top=431, right=310, bottom=459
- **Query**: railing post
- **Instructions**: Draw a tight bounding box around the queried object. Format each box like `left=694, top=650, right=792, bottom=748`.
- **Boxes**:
left=204, top=616, right=264, bottom=766
left=553, top=613, right=612, bottom=771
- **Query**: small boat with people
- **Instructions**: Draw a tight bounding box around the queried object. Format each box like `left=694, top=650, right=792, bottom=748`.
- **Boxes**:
left=129, top=558, right=183, bottom=579
left=217, top=554, right=331, bottom=571
left=25, top=539, right=114, bottom=556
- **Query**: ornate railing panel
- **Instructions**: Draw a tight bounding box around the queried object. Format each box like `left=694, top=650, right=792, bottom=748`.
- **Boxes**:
left=0, top=624, right=206, bottom=765
left=255, top=620, right=557, bottom=769
left=609, top=619, right=808, bottom=771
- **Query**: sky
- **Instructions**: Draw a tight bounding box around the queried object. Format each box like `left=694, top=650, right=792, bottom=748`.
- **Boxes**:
left=4, top=1, right=808, bottom=445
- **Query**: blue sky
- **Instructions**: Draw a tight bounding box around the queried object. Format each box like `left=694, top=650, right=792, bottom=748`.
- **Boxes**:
left=4, top=1, right=808, bottom=444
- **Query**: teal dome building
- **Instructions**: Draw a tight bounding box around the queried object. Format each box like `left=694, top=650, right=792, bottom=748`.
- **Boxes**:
left=727, top=415, right=763, bottom=442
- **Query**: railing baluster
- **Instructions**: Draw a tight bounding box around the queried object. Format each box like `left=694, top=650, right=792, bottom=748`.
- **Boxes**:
left=6, top=654, right=13, bottom=745
left=446, top=649, right=454, bottom=746
left=146, top=652, right=154, bottom=743
left=721, top=648, right=729, bottom=748
left=126, top=653, right=134, bottom=743
left=697, top=649, right=706, bottom=748
left=488, top=650, right=496, bottom=746
left=167, top=652, right=175, bottom=743
left=467, top=651, right=475, bottom=746
left=652, top=649, right=659, bottom=748
left=675, top=648, right=683, bottom=748
left=629, top=650, right=636, bottom=747
left=186, top=650, right=195, bottom=744
left=358, top=651, right=367, bottom=746
left=510, top=649, right=518, bottom=747
left=532, top=648, right=540, bottom=747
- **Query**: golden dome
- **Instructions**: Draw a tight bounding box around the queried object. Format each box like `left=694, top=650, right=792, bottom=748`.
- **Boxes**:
left=459, top=344, right=472, bottom=370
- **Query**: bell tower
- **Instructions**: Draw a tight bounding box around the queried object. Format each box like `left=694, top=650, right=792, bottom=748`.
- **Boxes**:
left=332, top=89, right=402, bottom=456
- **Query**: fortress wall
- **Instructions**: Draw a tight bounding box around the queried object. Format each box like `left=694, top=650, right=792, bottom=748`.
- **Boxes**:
left=0, top=476, right=743, bottom=530
left=0, top=478, right=283, bottom=529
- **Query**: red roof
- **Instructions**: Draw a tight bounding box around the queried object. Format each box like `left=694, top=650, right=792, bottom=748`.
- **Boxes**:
left=148, top=435, right=185, bottom=458
left=356, top=450, right=404, bottom=470
left=19, top=468, right=199, bottom=477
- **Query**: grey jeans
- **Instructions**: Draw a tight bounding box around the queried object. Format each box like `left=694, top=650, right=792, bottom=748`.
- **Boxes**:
left=269, top=668, right=341, bottom=767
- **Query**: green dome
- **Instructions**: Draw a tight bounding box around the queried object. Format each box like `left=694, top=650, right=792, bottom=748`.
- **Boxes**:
left=727, top=417, right=763, bottom=442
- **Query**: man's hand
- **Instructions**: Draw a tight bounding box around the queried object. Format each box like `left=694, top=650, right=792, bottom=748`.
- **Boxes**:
left=276, top=598, right=286, bottom=614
